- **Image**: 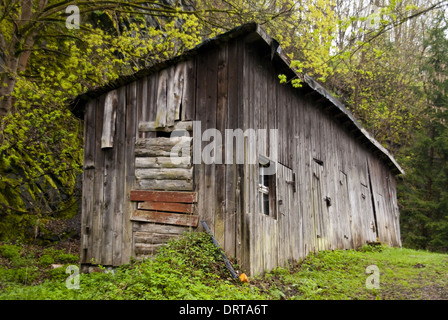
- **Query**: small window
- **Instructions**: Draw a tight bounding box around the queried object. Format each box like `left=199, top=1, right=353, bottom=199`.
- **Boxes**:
left=156, top=131, right=172, bottom=138
left=258, top=156, right=276, bottom=218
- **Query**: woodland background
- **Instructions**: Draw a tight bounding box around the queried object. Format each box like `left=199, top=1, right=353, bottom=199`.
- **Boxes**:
left=0, top=0, right=447, bottom=253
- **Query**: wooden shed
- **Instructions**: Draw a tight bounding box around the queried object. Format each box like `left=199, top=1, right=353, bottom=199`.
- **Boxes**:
left=72, top=23, right=403, bottom=275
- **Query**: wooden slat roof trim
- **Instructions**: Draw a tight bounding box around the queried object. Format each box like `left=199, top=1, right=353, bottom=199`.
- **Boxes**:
left=69, top=22, right=404, bottom=175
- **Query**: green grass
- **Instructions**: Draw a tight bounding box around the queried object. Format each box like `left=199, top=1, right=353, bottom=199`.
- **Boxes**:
left=0, top=233, right=264, bottom=300
left=0, top=235, right=447, bottom=300
left=254, top=245, right=448, bottom=300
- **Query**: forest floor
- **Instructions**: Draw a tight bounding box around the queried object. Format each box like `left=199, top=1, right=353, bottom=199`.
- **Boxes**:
left=0, top=233, right=447, bottom=300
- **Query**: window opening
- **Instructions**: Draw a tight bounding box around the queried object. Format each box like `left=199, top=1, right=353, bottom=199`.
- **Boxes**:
left=258, top=155, right=276, bottom=218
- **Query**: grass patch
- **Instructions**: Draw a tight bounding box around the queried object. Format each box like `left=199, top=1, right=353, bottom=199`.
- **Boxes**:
left=0, top=236, right=447, bottom=300
left=253, top=245, right=448, bottom=300
left=0, top=233, right=263, bottom=300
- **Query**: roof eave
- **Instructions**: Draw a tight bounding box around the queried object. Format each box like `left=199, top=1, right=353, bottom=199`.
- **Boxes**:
left=252, top=26, right=404, bottom=176
left=69, top=22, right=404, bottom=176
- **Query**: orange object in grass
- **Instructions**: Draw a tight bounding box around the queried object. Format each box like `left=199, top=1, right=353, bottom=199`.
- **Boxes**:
left=239, top=273, right=249, bottom=283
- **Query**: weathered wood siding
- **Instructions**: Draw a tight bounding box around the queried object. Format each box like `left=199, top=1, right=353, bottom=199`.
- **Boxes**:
left=80, top=85, right=133, bottom=268
left=80, top=59, right=199, bottom=267
left=238, top=39, right=401, bottom=274
left=80, top=26, right=401, bottom=274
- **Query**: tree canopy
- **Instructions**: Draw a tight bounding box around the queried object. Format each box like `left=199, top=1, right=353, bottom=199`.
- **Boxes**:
left=0, top=0, right=447, bottom=251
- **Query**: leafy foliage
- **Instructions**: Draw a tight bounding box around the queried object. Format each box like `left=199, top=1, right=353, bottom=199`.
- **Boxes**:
left=0, top=233, right=263, bottom=300
left=0, top=242, right=78, bottom=287
left=0, top=1, right=208, bottom=241
left=398, top=12, right=448, bottom=253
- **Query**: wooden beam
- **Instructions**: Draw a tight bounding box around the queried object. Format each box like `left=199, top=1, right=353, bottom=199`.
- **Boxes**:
left=134, top=136, right=192, bottom=157
left=135, top=168, right=193, bottom=180
left=135, top=156, right=191, bottom=168
left=136, top=136, right=192, bottom=148
left=137, top=201, right=194, bottom=214
left=134, top=231, right=181, bottom=245
left=130, top=190, right=197, bottom=203
left=131, top=210, right=199, bottom=227
left=136, top=179, right=193, bottom=191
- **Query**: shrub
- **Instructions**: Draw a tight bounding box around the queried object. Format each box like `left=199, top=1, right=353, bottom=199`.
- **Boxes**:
left=46, top=266, right=68, bottom=281
left=358, top=243, right=385, bottom=253
left=0, top=244, right=21, bottom=260
left=0, top=266, right=40, bottom=285
left=57, top=253, right=78, bottom=264
left=156, top=231, right=229, bottom=277
left=41, top=248, right=78, bottom=264
left=39, top=254, right=55, bottom=266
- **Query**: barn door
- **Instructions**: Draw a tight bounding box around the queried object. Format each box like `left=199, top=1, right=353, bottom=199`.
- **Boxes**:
left=311, top=161, right=325, bottom=252
left=360, top=182, right=378, bottom=243
left=367, top=164, right=380, bottom=241
left=374, top=193, right=388, bottom=242
left=337, top=171, right=353, bottom=249
left=276, top=164, right=296, bottom=264
left=277, top=164, right=294, bottom=217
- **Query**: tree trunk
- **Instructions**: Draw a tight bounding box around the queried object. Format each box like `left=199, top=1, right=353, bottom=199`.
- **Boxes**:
left=0, top=57, right=19, bottom=119
left=0, top=0, right=40, bottom=120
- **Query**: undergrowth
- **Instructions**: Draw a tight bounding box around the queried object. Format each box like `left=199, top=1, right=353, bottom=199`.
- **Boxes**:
left=0, top=232, right=263, bottom=300
left=1, top=234, right=447, bottom=300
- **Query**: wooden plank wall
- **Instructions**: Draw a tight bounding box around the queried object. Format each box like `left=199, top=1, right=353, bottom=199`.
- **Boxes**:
left=368, top=157, right=402, bottom=247
left=81, top=59, right=198, bottom=266
left=80, top=84, right=135, bottom=268
left=240, top=41, right=401, bottom=275
left=81, top=34, right=401, bottom=273
left=191, top=39, right=247, bottom=267
left=130, top=60, right=198, bottom=260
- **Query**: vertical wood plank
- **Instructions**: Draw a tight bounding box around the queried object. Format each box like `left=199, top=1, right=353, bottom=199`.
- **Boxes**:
left=237, top=38, right=249, bottom=272
left=166, top=66, right=176, bottom=126
left=136, top=78, right=143, bottom=140
left=147, top=72, right=158, bottom=137
left=122, top=81, right=137, bottom=263
left=138, top=77, right=148, bottom=139
left=224, top=39, right=239, bottom=259
left=387, top=174, right=401, bottom=247
left=293, top=86, right=305, bottom=261
left=155, top=69, right=168, bottom=128
left=80, top=100, right=96, bottom=264
left=183, top=60, right=196, bottom=121
left=301, top=97, right=310, bottom=255
left=194, top=53, right=206, bottom=233
left=245, top=44, right=256, bottom=273
left=102, top=146, right=115, bottom=265
left=215, top=44, right=228, bottom=247
left=204, top=48, right=218, bottom=234
left=91, top=94, right=106, bottom=264
left=101, top=90, right=118, bottom=149
left=286, top=84, right=293, bottom=168
left=112, top=85, right=127, bottom=266
left=173, top=62, right=186, bottom=121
